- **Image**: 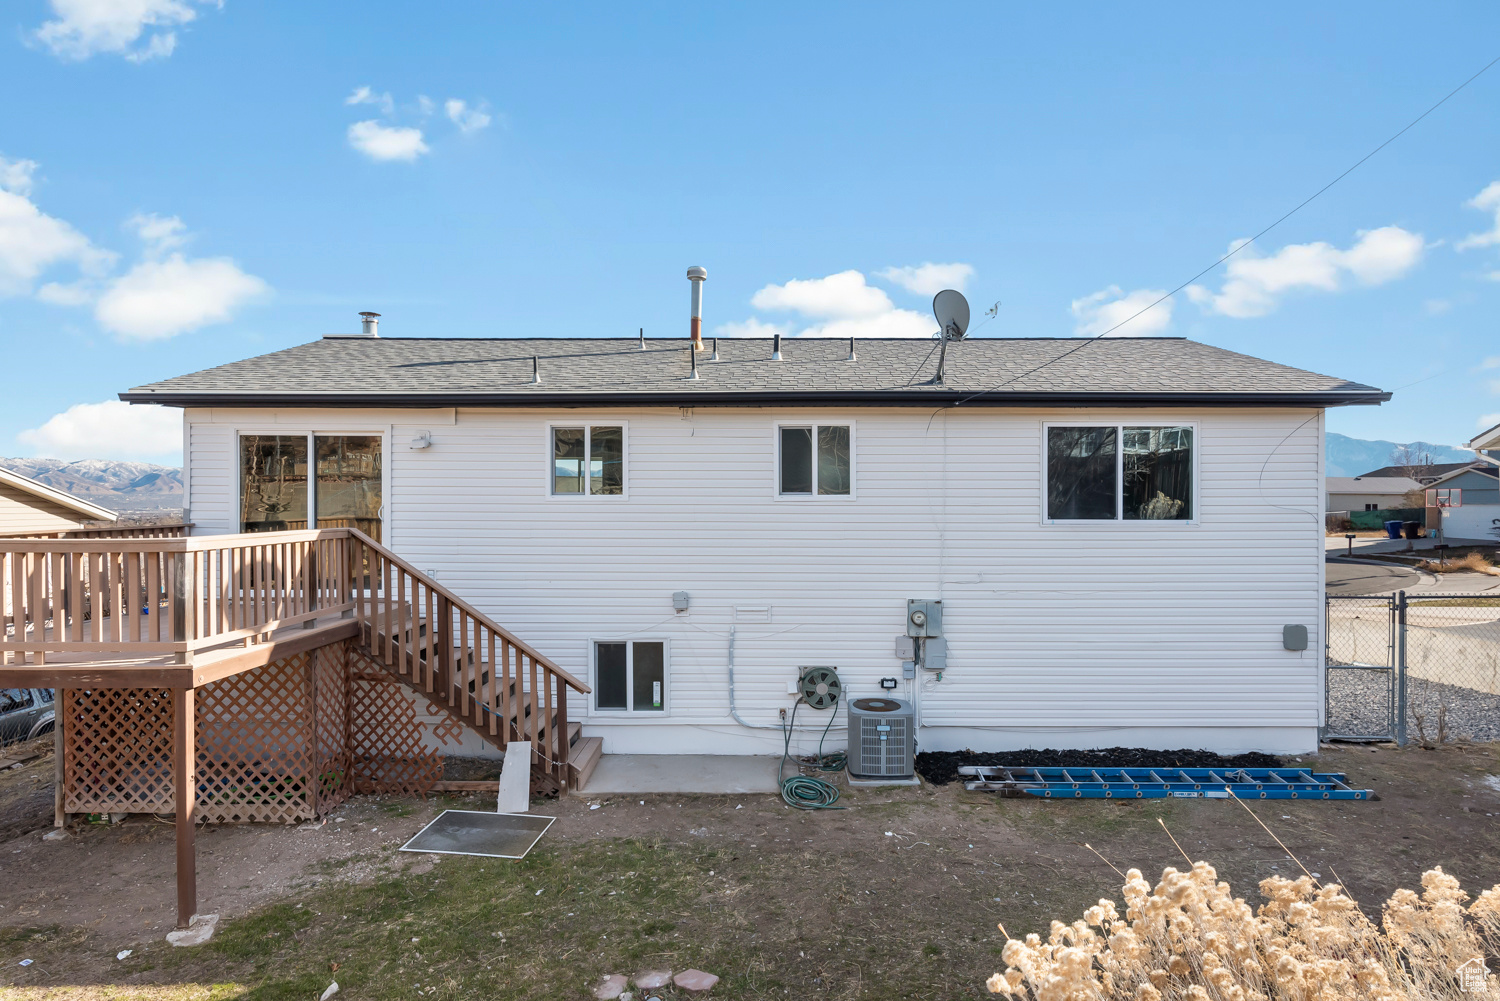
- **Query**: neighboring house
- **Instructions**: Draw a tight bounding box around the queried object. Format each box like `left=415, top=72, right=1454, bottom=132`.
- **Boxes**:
left=1356, top=462, right=1475, bottom=484
left=0, top=466, right=118, bottom=538
left=1427, top=424, right=1500, bottom=540
left=118, top=330, right=1390, bottom=756
left=1325, top=475, right=1424, bottom=513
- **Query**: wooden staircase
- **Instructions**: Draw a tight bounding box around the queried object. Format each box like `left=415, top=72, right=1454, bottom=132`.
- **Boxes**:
left=348, top=530, right=594, bottom=795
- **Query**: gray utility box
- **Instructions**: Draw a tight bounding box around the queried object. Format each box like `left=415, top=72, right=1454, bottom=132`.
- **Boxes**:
left=907, top=599, right=942, bottom=638
left=848, top=696, right=915, bottom=779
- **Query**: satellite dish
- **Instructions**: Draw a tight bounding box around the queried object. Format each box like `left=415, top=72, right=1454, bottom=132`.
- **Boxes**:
left=933, top=289, right=970, bottom=340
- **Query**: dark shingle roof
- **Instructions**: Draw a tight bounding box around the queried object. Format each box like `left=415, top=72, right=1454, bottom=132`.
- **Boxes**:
left=120, top=336, right=1388, bottom=408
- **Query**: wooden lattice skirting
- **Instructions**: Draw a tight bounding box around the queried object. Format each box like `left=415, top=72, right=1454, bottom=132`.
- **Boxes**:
left=62, top=638, right=440, bottom=822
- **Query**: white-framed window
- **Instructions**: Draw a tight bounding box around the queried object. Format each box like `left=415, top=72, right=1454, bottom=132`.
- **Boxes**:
left=1042, top=423, right=1195, bottom=523
left=592, top=640, right=667, bottom=713
left=777, top=422, right=853, bottom=498
left=237, top=431, right=386, bottom=541
left=549, top=424, right=626, bottom=497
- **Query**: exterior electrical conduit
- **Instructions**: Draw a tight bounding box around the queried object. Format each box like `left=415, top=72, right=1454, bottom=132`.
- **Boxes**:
left=727, top=626, right=781, bottom=729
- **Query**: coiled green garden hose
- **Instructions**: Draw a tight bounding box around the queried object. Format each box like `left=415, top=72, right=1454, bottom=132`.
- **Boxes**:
left=778, top=696, right=844, bottom=810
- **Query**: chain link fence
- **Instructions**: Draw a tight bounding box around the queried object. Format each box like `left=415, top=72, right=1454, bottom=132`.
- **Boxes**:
left=1325, top=592, right=1500, bottom=744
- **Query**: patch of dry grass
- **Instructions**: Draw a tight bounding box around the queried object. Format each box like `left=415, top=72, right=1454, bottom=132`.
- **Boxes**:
left=1415, top=551, right=1495, bottom=574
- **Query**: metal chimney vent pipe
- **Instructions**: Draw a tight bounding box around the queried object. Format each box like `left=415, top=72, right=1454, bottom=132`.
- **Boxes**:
left=686, top=343, right=699, bottom=380
left=359, top=311, right=381, bottom=337
left=686, top=266, right=707, bottom=350
left=639, top=326, right=646, bottom=350
left=531, top=355, right=541, bottom=385
left=771, top=333, right=783, bottom=361
left=847, top=336, right=856, bottom=361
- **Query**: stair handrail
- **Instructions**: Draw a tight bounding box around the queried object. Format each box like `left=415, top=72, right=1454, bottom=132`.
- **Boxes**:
left=345, top=527, right=590, bottom=694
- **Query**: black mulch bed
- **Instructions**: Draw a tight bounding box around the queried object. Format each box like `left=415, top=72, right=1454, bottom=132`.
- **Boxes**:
left=915, top=747, right=1285, bottom=786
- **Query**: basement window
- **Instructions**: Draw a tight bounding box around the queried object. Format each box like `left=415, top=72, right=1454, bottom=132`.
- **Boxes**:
left=552, top=426, right=624, bottom=496
left=594, top=641, right=666, bottom=713
left=1045, top=424, right=1194, bottom=522
left=778, top=424, right=852, bottom=497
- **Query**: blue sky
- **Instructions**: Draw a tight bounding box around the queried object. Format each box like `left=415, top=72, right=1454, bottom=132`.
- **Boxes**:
left=3, top=2, right=1500, bottom=465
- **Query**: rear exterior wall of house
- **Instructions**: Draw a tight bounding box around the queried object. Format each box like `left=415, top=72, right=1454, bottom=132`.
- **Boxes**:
left=181, top=405, right=1326, bottom=756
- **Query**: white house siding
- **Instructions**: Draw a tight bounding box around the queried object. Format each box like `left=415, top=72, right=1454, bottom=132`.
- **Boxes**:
left=184, top=405, right=1326, bottom=756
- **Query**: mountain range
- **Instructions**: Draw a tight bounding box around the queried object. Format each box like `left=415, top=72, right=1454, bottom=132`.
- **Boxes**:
left=1324, top=433, right=1474, bottom=478
left=0, top=457, right=183, bottom=514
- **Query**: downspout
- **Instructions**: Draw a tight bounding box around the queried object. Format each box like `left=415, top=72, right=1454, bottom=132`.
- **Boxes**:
left=727, top=626, right=781, bottom=729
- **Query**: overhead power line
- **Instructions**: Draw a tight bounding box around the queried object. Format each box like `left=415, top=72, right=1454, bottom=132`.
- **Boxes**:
left=950, top=50, right=1500, bottom=409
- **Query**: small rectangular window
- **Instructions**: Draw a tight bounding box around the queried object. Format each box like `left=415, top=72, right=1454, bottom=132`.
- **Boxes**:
left=1123, top=426, right=1192, bottom=521
left=595, top=642, right=627, bottom=710
left=780, top=424, right=852, bottom=497
left=1047, top=426, right=1117, bottom=520
left=817, top=426, right=851, bottom=495
left=1046, top=424, right=1194, bottom=523
left=594, top=640, right=666, bottom=712
left=780, top=427, right=813, bottom=494
left=553, top=426, right=624, bottom=496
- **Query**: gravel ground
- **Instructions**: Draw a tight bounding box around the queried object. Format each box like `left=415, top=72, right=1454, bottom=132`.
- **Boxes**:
left=1326, top=667, right=1500, bottom=743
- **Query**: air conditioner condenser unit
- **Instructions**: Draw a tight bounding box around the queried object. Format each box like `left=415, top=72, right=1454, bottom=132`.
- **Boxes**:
left=847, top=696, right=915, bottom=780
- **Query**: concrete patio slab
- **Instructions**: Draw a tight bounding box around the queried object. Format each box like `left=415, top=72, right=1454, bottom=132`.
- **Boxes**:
left=576, top=754, right=781, bottom=795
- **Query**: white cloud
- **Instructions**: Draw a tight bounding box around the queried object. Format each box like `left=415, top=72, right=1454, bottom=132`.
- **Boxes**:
left=1458, top=181, right=1500, bottom=251
left=1186, top=226, right=1423, bottom=319
left=751, top=270, right=895, bottom=319
left=718, top=269, right=937, bottom=339
left=18, top=401, right=181, bottom=462
left=33, top=0, right=216, bottom=62
left=876, top=262, right=974, bottom=296
left=1070, top=285, right=1174, bottom=337
left=445, top=99, right=492, bottom=134
left=0, top=157, right=39, bottom=197
left=1482, top=356, right=1500, bottom=370
left=417, top=95, right=435, bottom=116
left=0, top=163, right=115, bottom=297
left=1479, top=412, right=1500, bottom=430
left=127, top=211, right=188, bottom=253
left=345, top=85, right=395, bottom=116
left=95, top=253, right=267, bottom=340
left=347, top=120, right=429, bottom=162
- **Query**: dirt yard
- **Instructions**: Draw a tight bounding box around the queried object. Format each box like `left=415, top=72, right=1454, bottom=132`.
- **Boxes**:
left=2, top=744, right=1499, bottom=1000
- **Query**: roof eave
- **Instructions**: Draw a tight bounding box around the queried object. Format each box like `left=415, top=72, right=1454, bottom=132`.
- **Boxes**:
left=119, top=389, right=1391, bottom=409
left=0, top=467, right=119, bottom=522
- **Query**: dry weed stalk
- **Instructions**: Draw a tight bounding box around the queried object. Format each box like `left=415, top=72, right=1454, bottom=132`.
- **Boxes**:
left=986, top=863, right=1499, bottom=1000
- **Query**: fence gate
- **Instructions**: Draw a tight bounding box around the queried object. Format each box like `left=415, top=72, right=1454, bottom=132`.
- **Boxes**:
left=1323, top=594, right=1402, bottom=743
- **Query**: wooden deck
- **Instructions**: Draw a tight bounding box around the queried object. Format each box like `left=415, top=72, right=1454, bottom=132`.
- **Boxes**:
left=0, top=527, right=590, bottom=934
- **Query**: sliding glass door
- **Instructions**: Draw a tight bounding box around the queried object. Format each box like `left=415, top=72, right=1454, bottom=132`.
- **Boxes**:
left=239, top=433, right=382, bottom=542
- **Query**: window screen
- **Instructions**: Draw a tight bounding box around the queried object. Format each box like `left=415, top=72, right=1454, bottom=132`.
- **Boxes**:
left=780, top=427, right=813, bottom=494
left=1047, top=426, right=1117, bottom=520
left=632, top=642, right=665, bottom=711
left=817, top=426, right=851, bottom=495
left=553, top=428, right=585, bottom=494
left=1123, top=426, right=1192, bottom=521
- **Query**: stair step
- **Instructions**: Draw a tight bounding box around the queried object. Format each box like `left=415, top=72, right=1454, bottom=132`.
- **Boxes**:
left=568, top=736, right=603, bottom=790
left=568, top=721, right=581, bottom=746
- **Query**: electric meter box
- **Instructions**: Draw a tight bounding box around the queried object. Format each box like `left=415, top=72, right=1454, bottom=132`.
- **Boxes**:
left=907, top=599, right=942, bottom=638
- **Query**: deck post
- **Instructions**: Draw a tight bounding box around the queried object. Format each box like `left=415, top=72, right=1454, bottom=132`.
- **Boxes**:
left=173, top=686, right=197, bottom=929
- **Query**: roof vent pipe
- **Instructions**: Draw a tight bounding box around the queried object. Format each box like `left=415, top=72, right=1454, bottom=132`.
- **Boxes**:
left=686, top=343, right=699, bottom=380
left=359, top=311, right=381, bottom=337
left=847, top=336, right=856, bottom=361
left=710, top=336, right=719, bottom=362
left=771, top=333, right=783, bottom=361
left=639, top=326, right=646, bottom=350
left=530, top=355, right=541, bottom=385
left=686, top=266, right=707, bottom=350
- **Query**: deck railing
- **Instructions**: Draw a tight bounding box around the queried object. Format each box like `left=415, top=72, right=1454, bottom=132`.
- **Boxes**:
left=346, top=528, right=587, bottom=791
left=1, top=527, right=588, bottom=786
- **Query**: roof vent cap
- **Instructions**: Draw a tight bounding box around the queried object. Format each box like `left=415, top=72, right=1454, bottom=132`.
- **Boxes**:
left=359, top=311, right=381, bottom=337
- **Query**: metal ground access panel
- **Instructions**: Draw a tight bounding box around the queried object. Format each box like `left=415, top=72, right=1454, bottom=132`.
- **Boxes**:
left=958, top=766, right=1373, bottom=800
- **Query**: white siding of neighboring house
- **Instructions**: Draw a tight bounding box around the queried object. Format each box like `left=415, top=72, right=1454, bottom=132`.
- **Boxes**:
left=184, top=405, right=1326, bottom=756
left=0, top=480, right=92, bottom=537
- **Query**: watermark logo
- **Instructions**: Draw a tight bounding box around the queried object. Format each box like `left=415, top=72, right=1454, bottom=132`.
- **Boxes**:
left=1459, top=957, right=1491, bottom=993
